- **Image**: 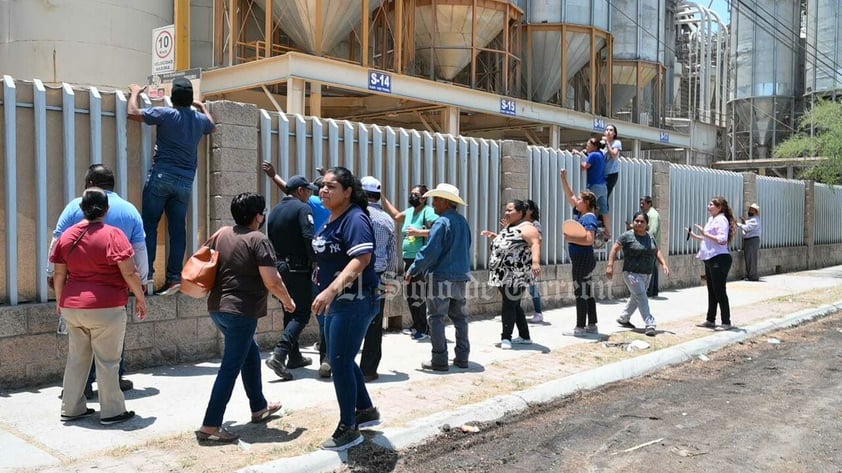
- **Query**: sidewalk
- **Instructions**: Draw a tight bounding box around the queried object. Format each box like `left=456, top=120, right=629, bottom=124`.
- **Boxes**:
left=2, top=266, right=842, bottom=473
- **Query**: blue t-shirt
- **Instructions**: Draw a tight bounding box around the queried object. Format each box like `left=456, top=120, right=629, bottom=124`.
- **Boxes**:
left=54, top=190, right=145, bottom=244
left=312, top=205, right=378, bottom=293
left=568, top=212, right=598, bottom=257
left=603, top=139, right=621, bottom=175
left=143, top=106, right=215, bottom=180
left=309, top=195, right=330, bottom=233
left=585, top=151, right=606, bottom=187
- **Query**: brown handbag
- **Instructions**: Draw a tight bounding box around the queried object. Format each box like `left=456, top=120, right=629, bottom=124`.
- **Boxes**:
left=180, top=227, right=227, bottom=299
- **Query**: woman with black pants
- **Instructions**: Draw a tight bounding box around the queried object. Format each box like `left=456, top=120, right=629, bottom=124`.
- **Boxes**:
left=560, top=169, right=600, bottom=336
left=689, top=197, right=737, bottom=330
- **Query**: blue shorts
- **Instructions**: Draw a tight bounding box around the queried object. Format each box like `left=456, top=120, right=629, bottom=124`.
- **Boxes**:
left=588, top=183, right=609, bottom=214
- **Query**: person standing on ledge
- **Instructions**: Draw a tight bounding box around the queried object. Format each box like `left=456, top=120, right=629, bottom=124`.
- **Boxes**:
left=128, top=78, right=215, bottom=296
left=738, top=203, right=762, bottom=281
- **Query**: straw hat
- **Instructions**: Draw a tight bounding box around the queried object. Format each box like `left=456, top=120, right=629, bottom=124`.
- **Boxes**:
left=749, top=203, right=760, bottom=213
left=423, top=183, right=467, bottom=206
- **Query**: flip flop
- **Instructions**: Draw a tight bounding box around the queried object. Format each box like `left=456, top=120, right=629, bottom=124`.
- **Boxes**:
left=251, top=401, right=282, bottom=423
left=195, top=428, right=239, bottom=443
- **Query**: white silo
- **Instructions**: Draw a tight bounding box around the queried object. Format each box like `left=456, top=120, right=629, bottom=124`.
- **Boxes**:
left=805, top=0, right=842, bottom=97
left=609, top=0, right=667, bottom=126
left=522, top=0, right=611, bottom=110
left=728, top=0, right=800, bottom=160
left=0, top=0, right=173, bottom=88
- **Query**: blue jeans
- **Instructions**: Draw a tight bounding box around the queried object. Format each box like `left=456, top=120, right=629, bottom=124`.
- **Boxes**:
left=323, top=288, right=377, bottom=427
left=202, top=311, right=268, bottom=427
left=427, top=280, right=470, bottom=366
left=528, top=283, right=543, bottom=313
left=142, top=170, right=192, bottom=284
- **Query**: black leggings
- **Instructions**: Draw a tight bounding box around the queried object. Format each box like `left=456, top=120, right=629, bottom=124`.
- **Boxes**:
left=704, top=254, right=732, bottom=324
left=571, top=251, right=597, bottom=328
left=606, top=173, right=619, bottom=199
left=498, top=285, right=530, bottom=341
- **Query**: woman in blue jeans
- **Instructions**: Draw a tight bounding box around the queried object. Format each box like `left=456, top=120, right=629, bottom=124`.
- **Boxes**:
left=311, top=167, right=381, bottom=451
left=196, top=193, right=295, bottom=443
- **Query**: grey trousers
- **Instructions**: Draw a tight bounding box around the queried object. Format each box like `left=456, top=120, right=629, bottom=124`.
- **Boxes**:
left=744, top=237, right=760, bottom=281
left=426, top=280, right=470, bottom=366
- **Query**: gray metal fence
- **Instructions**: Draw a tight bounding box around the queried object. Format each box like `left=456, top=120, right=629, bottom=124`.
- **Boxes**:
left=756, top=176, right=805, bottom=248
left=669, top=165, right=744, bottom=255
left=814, top=183, right=842, bottom=245
left=258, top=111, right=501, bottom=270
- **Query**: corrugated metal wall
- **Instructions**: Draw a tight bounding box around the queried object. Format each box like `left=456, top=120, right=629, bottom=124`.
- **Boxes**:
left=258, top=111, right=501, bottom=270
left=756, top=176, right=805, bottom=248
left=669, top=165, right=743, bottom=255
left=814, top=183, right=842, bottom=245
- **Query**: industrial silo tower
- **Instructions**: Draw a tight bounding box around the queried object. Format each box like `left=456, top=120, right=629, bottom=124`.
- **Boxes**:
left=609, top=0, right=668, bottom=127
left=521, top=0, right=612, bottom=114
left=728, top=0, right=800, bottom=161
left=805, top=0, right=842, bottom=98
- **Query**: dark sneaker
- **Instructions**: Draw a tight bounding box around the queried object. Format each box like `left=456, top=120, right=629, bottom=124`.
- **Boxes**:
left=356, top=406, right=382, bottom=429
left=266, top=355, right=294, bottom=381
left=321, top=423, right=364, bottom=451
left=616, top=318, right=636, bottom=329
left=411, top=332, right=431, bottom=342
left=286, top=356, right=313, bottom=369
left=119, top=378, right=133, bottom=392
left=364, top=373, right=379, bottom=382
left=585, top=324, right=598, bottom=334
left=696, top=321, right=716, bottom=329
left=61, top=408, right=95, bottom=422
left=645, top=327, right=656, bottom=337
left=318, top=362, right=332, bottom=378
left=156, top=282, right=181, bottom=296
left=421, top=361, right=449, bottom=372
left=452, top=359, right=469, bottom=369
left=100, top=410, right=135, bottom=425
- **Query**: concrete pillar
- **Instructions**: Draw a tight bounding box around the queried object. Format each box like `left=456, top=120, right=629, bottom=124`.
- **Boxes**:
left=651, top=160, right=671, bottom=254
left=309, top=82, right=322, bottom=117
left=441, top=106, right=459, bottom=136
left=286, top=78, right=306, bottom=115
left=549, top=125, right=560, bottom=149
left=499, top=140, right=530, bottom=207
left=207, top=100, right=260, bottom=232
left=804, top=180, right=815, bottom=269
left=742, top=172, right=757, bottom=213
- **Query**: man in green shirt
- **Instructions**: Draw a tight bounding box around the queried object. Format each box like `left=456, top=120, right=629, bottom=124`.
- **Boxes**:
left=641, top=196, right=661, bottom=297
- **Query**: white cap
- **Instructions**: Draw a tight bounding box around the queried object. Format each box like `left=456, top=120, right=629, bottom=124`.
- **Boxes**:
left=361, top=176, right=381, bottom=193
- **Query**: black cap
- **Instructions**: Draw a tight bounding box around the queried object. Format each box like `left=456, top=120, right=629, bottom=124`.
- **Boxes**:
left=287, top=175, right=318, bottom=192
left=171, top=77, right=193, bottom=105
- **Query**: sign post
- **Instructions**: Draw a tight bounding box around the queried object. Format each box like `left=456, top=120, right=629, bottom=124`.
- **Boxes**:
left=152, top=25, right=175, bottom=74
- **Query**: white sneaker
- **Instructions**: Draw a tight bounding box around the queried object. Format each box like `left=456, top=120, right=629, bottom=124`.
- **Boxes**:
left=530, top=313, right=543, bottom=323
left=500, top=339, right=512, bottom=350
left=512, top=337, right=533, bottom=345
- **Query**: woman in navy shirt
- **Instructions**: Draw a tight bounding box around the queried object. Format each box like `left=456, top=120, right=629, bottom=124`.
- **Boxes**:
left=311, top=167, right=380, bottom=451
left=560, top=169, right=599, bottom=336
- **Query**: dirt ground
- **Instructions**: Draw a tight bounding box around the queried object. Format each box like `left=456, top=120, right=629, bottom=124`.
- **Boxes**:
left=340, top=311, right=842, bottom=473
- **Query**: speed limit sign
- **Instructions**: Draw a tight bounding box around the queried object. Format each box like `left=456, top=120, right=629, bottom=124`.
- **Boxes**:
left=152, top=25, right=175, bottom=74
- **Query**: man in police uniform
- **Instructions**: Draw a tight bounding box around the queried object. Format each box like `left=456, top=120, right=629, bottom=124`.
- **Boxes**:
left=265, top=175, right=318, bottom=381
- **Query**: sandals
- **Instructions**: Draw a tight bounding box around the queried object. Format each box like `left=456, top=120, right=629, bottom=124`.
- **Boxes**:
left=195, top=428, right=239, bottom=443
left=251, top=401, right=283, bottom=423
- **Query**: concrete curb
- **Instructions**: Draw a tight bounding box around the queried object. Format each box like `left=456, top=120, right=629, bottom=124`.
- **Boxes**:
left=241, top=300, right=842, bottom=473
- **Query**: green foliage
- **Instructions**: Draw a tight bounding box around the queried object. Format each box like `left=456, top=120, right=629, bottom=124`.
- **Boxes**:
left=774, top=101, right=842, bottom=184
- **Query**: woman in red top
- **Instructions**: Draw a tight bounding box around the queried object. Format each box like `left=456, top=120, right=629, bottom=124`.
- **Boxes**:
left=51, top=188, right=148, bottom=425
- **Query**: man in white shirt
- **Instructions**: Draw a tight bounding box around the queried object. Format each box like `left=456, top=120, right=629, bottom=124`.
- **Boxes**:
left=738, top=203, right=762, bottom=281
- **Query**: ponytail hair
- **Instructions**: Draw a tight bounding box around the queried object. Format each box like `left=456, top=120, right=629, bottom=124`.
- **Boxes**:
left=326, top=166, right=369, bottom=215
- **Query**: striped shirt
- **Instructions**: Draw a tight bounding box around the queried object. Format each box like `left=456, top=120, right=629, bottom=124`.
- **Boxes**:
left=368, top=203, right=399, bottom=274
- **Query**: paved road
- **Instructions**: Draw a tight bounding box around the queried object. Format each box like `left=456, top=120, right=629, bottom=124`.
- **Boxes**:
left=387, top=312, right=842, bottom=472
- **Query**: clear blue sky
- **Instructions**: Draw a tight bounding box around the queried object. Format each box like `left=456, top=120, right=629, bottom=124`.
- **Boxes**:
left=707, top=0, right=730, bottom=24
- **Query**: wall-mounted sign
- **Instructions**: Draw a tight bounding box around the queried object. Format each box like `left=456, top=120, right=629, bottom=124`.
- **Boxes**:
left=660, top=131, right=670, bottom=143
left=368, top=71, right=392, bottom=93
left=500, top=98, right=517, bottom=116
left=593, top=117, right=606, bottom=132
left=152, top=25, right=175, bottom=74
